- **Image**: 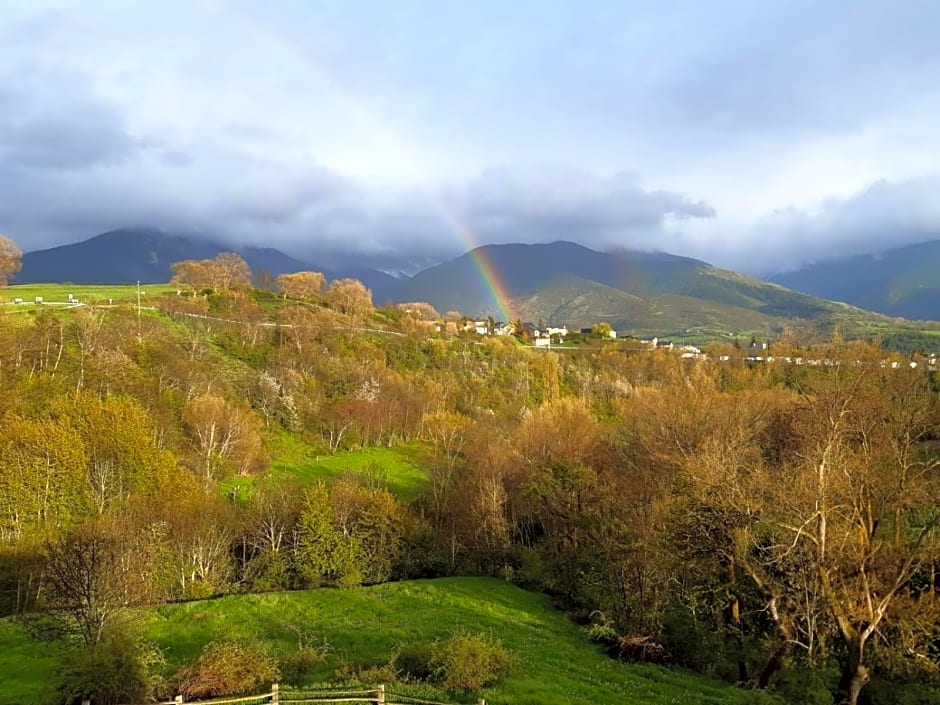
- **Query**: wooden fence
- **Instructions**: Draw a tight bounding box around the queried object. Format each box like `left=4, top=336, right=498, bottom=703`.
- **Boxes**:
left=80, top=684, right=487, bottom=705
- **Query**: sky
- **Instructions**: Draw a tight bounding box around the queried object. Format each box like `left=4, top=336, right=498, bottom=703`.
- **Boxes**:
left=2, top=0, right=940, bottom=274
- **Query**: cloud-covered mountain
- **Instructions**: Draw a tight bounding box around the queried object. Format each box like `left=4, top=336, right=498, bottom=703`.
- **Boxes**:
left=15, top=229, right=927, bottom=339
left=396, top=240, right=840, bottom=335
left=17, top=229, right=399, bottom=301
left=772, top=239, right=940, bottom=321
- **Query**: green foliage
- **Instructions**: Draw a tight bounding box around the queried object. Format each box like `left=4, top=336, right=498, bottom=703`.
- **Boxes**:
left=865, top=679, right=940, bottom=705
left=737, top=690, right=787, bottom=705
left=294, top=483, right=363, bottom=587
left=429, top=631, right=515, bottom=693
left=773, top=666, right=836, bottom=705
left=50, top=624, right=164, bottom=705
left=585, top=612, right=619, bottom=647
left=332, top=660, right=400, bottom=685
left=172, top=640, right=279, bottom=700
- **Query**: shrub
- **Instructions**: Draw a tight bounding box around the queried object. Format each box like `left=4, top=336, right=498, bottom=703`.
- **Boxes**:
left=585, top=611, right=619, bottom=647
left=429, top=632, right=515, bottom=693
left=173, top=641, right=279, bottom=699
left=280, top=645, right=328, bottom=688
left=51, top=625, right=164, bottom=705
left=738, top=690, right=787, bottom=705
left=774, top=666, right=836, bottom=705
left=390, top=643, right=434, bottom=681
left=331, top=660, right=399, bottom=685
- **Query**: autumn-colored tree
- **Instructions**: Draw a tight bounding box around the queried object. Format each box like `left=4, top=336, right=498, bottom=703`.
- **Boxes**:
left=278, top=271, right=326, bottom=300
left=326, top=278, right=373, bottom=319
left=170, top=253, right=251, bottom=292
left=182, top=394, right=266, bottom=485
left=213, top=252, right=252, bottom=291
left=0, top=413, right=90, bottom=542
left=396, top=301, right=440, bottom=322
left=170, top=259, right=213, bottom=291
left=0, top=235, right=22, bottom=287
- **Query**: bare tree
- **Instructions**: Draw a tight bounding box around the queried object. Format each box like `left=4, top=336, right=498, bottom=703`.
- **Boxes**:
left=44, top=522, right=126, bottom=645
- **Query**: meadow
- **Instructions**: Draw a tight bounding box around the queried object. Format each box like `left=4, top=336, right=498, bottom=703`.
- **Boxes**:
left=0, top=578, right=751, bottom=705
left=220, top=434, right=431, bottom=502
left=0, top=283, right=177, bottom=308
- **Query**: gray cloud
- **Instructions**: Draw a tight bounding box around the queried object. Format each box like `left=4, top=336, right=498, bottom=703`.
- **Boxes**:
left=2, top=1, right=940, bottom=276
left=0, top=70, right=141, bottom=170
left=716, top=177, right=940, bottom=274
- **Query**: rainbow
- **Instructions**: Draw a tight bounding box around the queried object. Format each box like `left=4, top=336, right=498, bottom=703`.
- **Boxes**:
left=431, top=205, right=515, bottom=322
left=257, top=31, right=516, bottom=320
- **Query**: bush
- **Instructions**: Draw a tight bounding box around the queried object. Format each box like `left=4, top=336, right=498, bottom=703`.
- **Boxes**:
left=584, top=611, right=619, bottom=647
left=390, top=643, right=434, bottom=681
left=774, top=666, right=836, bottom=705
left=738, top=691, right=787, bottom=705
left=429, top=632, right=515, bottom=693
left=51, top=625, right=164, bottom=705
left=331, top=660, right=399, bottom=685
left=173, top=641, right=279, bottom=699
left=280, top=646, right=328, bottom=688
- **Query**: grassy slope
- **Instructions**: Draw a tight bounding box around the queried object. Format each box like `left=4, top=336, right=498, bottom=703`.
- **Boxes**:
left=0, top=578, right=747, bottom=705
left=221, top=432, right=431, bottom=502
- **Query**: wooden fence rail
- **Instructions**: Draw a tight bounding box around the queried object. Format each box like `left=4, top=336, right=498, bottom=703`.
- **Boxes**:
left=82, top=684, right=486, bottom=705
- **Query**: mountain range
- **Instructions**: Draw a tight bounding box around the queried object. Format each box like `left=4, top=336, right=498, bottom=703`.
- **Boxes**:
left=17, top=229, right=401, bottom=303
left=14, top=229, right=940, bottom=340
left=772, top=240, right=940, bottom=321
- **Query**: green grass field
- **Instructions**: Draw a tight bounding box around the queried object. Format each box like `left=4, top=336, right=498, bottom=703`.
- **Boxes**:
left=1, top=282, right=176, bottom=308
left=0, top=578, right=749, bottom=705
left=222, top=433, right=431, bottom=502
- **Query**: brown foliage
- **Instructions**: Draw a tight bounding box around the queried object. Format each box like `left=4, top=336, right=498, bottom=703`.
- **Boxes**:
left=171, top=253, right=251, bottom=292
left=278, top=271, right=326, bottom=300
left=327, top=278, right=373, bottom=318
left=0, top=234, right=22, bottom=287
left=173, top=641, right=279, bottom=699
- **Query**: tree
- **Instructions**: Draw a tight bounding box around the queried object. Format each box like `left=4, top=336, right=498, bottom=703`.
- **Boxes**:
left=44, top=522, right=127, bottom=645
left=397, top=302, right=440, bottom=322
left=182, top=394, right=266, bottom=486
left=213, top=252, right=252, bottom=291
left=677, top=363, right=940, bottom=704
left=327, top=278, right=373, bottom=319
left=278, top=271, right=326, bottom=300
left=170, top=253, right=251, bottom=292
left=0, top=235, right=22, bottom=287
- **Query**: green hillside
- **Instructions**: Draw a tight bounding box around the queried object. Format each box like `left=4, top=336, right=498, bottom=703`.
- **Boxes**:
left=0, top=578, right=749, bottom=705
left=395, top=241, right=879, bottom=340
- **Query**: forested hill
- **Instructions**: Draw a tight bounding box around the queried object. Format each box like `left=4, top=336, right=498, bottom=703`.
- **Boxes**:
left=0, top=279, right=938, bottom=705
left=396, top=240, right=878, bottom=335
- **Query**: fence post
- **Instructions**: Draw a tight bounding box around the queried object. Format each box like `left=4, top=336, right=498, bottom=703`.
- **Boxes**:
left=81, top=700, right=90, bottom=705
left=175, top=696, right=184, bottom=704
left=377, top=683, right=386, bottom=704
left=477, top=700, right=486, bottom=705
left=272, top=682, right=279, bottom=703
